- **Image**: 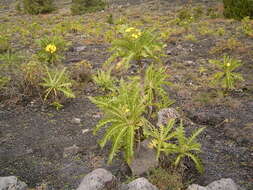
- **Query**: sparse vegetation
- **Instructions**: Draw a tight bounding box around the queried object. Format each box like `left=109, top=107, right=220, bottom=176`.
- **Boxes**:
left=22, top=0, right=55, bottom=14
left=71, top=0, right=106, bottom=15
left=0, top=0, right=252, bottom=189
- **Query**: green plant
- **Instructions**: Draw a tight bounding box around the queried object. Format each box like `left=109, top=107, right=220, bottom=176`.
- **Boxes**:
left=105, top=27, right=165, bottom=70
left=71, top=0, right=106, bottom=15
left=168, top=122, right=204, bottom=173
left=184, top=34, right=197, bottom=42
left=21, top=60, right=44, bottom=89
left=51, top=101, right=64, bottom=110
left=23, top=0, right=55, bottom=15
left=210, top=37, right=242, bottom=54
left=173, top=6, right=203, bottom=27
left=144, top=65, right=174, bottom=110
left=36, top=36, right=68, bottom=64
left=146, top=120, right=204, bottom=173
left=223, top=0, right=253, bottom=20
left=0, top=76, right=10, bottom=89
left=0, top=51, right=21, bottom=65
left=144, top=119, right=176, bottom=160
left=70, top=61, right=92, bottom=83
left=209, top=55, right=244, bottom=90
left=197, top=22, right=214, bottom=36
left=89, top=79, right=149, bottom=164
left=148, top=168, right=184, bottom=190
left=40, top=66, right=75, bottom=101
left=175, top=8, right=195, bottom=26
left=0, top=35, right=10, bottom=53
left=92, top=69, right=116, bottom=91
left=241, top=16, right=253, bottom=36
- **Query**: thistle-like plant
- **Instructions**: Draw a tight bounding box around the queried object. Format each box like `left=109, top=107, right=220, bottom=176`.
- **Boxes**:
left=144, top=65, right=174, bottom=110
left=92, top=69, right=116, bottom=92
left=144, top=119, right=176, bottom=160
left=165, top=121, right=205, bottom=173
left=40, top=66, right=75, bottom=101
left=146, top=120, right=205, bottom=173
left=36, top=36, right=68, bottom=64
left=209, top=55, right=244, bottom=90
left=105, top=27, right=165, bottom=70
left=89, top=79, right=149, bottom=164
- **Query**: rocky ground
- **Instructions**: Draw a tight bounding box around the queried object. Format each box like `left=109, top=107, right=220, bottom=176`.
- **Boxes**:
left=0, top=0, right=252, bottom=189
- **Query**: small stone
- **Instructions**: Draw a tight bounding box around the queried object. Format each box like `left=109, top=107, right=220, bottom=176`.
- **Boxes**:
left=71, top=118, right=81, bottom=124
left=75, top=46, right=86, bottom=52
left=82, top=129, right=90, bottom=134
left=187, top=178, right=239, bottom=190
left=127, top=178, right=158, bottom=190
left=166, top=50, right=172, bottom=55
left=63, top=145, right=80, bottom=158
left=207, top=178, right=238, bottom=190
left=0, top=176, right=28, bottom=190
left=129, top=139, right=158, bottom=176
left=26, top=149, right=33, bottom=154
left=187, top=184, right=206, bottom=190
left=157, top=108, right=180, bottom=126
left=77, top=168, right=118, bottom=190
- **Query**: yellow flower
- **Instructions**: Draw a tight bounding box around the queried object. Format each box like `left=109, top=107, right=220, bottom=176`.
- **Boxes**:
left=226, top=62, right=231, bottom=67
left=131, top=34, right=139, bottom=39
left=125, top=27, right=142, bottom=39
left=148, top=140, right=157, bottom=149
left=45, top=44, right=57, bottom=54
left=125, top=27, right=135, bottom=33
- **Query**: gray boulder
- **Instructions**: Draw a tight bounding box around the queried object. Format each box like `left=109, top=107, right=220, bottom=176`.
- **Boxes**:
left=127, top=178, right=158, bottom=190
left=0, top=176, right=27, bottom=190
left=187, top=178, right=239, bottom=190
left=129, top=139, right=158, bottom=176
left=76, top=168, right=118, bottom=190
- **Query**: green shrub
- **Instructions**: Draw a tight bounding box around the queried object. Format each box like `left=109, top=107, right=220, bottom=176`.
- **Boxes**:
left=105, top=27, right=165, bottom=70
left=0, top=35, right=10, bottom=53
left=223, top=0, right=253, bottom=20
left=23, top=0, right=55, bottom=15
left=209, top=55, right=244, bottom=90
left=71, top=0, right=106, bottom=15
left=146, top=119, right=205, bottom=173
left=89, top=79, right=150, bottom=164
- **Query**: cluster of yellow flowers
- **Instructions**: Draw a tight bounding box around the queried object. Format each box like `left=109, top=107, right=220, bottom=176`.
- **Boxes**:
left=45, top=44, right=57, bottom=54
left=125, top=27, right=142, bottom=39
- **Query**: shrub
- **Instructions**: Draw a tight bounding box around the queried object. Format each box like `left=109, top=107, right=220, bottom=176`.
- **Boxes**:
left=89, top=79, right=150, bottom=164
left=105, top=27, right=165, bottom=70
left=146, top=119, right=205, bottom=173
left=209, top=55, right=244, bottom=90
left=223, top=0, right=253, bottom=20
left=23, top=0, right=55, bottom=15
left=71, top=0, right=106, bottom=15
left=92, top=69, right=116, bottom=92
left=21, top=60, right=44, bottom=93
left=0, top=35, right=10, bottom=53
left=241, top=16, right=253, bottom=36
